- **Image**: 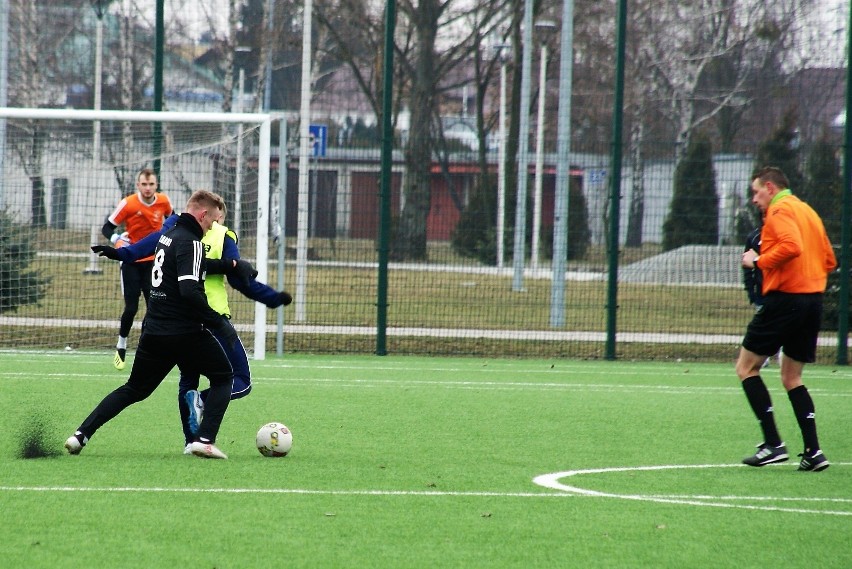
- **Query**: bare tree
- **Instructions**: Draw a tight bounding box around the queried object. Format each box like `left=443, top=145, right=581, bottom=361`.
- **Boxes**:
left=316, top=0, right=508, bottom=261
left=317, top=0, right=412, bottom=145
left=624, top=105, right=646, bottom=247
left=622, top=0, right=815, bottom=246
left=623, top=1, right=659, bottom=247
left=569, top=0, right=616, bottom=153
left=6, top=1, right=74, bottom=225
left=10, top=0, right=111, bottom=219
left=450, top=2, right=509, bottom=195
left=116, top=2, right=136, bottom=192
left=638, top=0, right=813, bottom=161
left=222, top=0, right=239, bottom=113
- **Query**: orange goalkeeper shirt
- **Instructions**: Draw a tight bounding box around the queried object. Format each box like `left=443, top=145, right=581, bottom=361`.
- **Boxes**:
left=758, top=191, right=836, bottom=295
left=107, top=192, right=173, bottom=262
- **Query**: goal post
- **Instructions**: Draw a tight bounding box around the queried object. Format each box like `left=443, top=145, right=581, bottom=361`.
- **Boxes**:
left=0, top=107, right=273, bottom=359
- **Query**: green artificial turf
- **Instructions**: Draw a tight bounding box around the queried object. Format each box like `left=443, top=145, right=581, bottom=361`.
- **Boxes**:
left=2, top=352, right=851, bottom=568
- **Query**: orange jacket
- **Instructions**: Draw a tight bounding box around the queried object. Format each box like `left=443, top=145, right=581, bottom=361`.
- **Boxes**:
left=107, top=192, right=173, bottom=262
left=758, top=192, right=836, bottom=294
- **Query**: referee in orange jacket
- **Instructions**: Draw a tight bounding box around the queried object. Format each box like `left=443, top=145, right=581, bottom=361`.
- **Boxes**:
left=737, top=166, right=836, bottom=472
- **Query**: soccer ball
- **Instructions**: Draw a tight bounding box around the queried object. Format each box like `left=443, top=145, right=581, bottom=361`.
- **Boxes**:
left=256, top=422, right=292, bottom=457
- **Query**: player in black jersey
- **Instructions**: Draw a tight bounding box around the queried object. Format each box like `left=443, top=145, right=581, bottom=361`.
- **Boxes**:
left=65, top=190, right=237, bottom=459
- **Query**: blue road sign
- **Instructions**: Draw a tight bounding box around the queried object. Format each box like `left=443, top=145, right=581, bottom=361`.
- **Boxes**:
left=309, top=124, right=327, bottom=158
left=587, top=169, right=607, bottom=185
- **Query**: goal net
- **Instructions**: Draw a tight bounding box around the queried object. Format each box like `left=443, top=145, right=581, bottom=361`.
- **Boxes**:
left=0, top=107, right=273, bottom=358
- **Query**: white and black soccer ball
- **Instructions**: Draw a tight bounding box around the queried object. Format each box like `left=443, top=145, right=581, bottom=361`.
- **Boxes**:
left=256, top=422, right=292, bottom=457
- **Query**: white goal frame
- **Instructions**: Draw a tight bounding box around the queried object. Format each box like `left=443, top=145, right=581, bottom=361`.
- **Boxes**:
left=0, top=107, right=274, bottom=360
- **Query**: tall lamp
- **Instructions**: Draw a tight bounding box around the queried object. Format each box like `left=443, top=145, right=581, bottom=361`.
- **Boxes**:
left=91, top=0, right=106, bottom=161
left=530, top=19, right=557, bottom=271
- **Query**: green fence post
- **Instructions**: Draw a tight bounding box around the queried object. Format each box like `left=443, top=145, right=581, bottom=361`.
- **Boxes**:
left=605, top=0, right=627, bottom=361
left=152, top=0, right=164, bottom=177
left=837, top=2, right=852, bottom=365
left=376, top=0, right=396, bottom=356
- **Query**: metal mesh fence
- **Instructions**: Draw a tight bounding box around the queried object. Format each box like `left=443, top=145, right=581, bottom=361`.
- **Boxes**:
left=0, top=0, right=849, bottom=362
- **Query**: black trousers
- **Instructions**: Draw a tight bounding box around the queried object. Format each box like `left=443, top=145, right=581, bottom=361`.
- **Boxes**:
left=78, top=329, right=234, bottom=444
left=119, top=261, right=153, bottom=338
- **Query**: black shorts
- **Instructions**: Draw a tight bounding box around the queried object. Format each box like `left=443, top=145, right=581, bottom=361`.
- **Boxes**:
left=120, top=260, right=153, bottom=301
left=742, top=292, right=823, bottom=363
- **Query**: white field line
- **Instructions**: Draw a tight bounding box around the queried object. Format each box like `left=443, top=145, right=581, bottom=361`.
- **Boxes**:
left=0, top=315, right=733, bottom=343
left=0, top=350, right=756, bottom=375
left=5, top=370, right=852, bottom=397
left=0, top=349, right=840, bottom=381
left=0, top=370, right=737, bottom=391
left=239, top=376, right=852, bottom=397
left=39, top=252, right=607, bottom=281
left=3, top=362, right=852, bottom=397
left=4, top=369, right=852, bottom=396
left=0, top=486, right=566, bottom=498
left=4, top=463, right=850, bottom=517
left=533, top=463, right=852, bottom=516
left=1, top=315, right=846, bottom=346
left=258, top=365, right=852, bottom=383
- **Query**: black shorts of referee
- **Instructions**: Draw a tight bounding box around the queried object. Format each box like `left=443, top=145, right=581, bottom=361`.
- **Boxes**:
left=742, top=292, right=823, bottom=363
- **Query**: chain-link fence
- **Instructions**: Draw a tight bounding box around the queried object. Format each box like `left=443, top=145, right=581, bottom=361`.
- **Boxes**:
left=0, top=0, right=849, bottom=362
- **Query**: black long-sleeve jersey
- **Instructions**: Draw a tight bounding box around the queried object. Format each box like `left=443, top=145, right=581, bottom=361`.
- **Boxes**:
left=144, top=212, right=224, bottom=336
left=742, top=226, right=764, bottom=306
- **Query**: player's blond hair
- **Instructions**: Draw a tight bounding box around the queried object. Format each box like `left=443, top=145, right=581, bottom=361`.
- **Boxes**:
left=187, top=189, right=225, bottom=213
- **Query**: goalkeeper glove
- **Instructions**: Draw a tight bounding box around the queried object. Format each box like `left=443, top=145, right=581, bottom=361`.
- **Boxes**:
left=110, top=232, right=130, bottom=246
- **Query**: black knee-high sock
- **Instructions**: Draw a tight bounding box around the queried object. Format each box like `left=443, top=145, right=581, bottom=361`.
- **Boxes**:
left=741, top=375, right=782, bottom=447
left=788, top=385, right=820, bottom=454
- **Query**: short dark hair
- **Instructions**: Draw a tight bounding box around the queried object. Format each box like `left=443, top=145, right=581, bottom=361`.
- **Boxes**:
left=137, top=168, right=157, bottom=181
left=752, top=166, right=789, bottom=190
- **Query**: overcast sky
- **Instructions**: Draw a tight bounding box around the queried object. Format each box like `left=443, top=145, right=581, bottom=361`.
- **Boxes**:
left=802, top=0, right=847, bottom=67
left=133, top=0, right=851, bottom=67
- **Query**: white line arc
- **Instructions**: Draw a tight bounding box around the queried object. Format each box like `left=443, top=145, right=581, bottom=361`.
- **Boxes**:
left=533, top=463, right=852, bottom=516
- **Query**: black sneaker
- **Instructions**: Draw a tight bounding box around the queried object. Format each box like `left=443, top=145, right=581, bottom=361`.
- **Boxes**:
left=742, top=442, right=788, bottom=467
left=798, top=450, right=830, bottom=472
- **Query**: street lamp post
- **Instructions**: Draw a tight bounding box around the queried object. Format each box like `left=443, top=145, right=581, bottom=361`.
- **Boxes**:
left=550, top=0, right=576, bottom=328
left=0, top=0, right=7, bottom=209
left=531, top=19, right=557, bottom=272
left=492, top=44, right=510, bottom=268
left=234, top=46, right=253, bottom=112
left=511, top=0, right=535, bottom=292
left=234, top=46, right=252, bottom=235
left=92, top=1, right=106, bottom=161
left=295, top=0, right=315, bottom=322
left=263, top=0, right=274, bottom=111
